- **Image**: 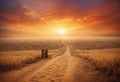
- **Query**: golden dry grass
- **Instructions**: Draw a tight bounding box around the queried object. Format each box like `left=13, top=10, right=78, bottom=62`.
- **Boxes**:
left=0, top=38, right=64, bottom=51
left=75, top=48, right=120, bottom=76
left=0, top=38, right=65, bottom=72
left=0, top=48, right=63, bottom=72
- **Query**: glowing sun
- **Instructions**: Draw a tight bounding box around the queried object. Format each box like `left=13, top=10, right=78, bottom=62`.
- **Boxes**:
left=56, top=28, right=66, bottom=35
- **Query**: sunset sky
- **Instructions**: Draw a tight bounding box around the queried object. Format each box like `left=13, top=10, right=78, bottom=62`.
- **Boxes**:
left=0, top=0, right=120, bottom=37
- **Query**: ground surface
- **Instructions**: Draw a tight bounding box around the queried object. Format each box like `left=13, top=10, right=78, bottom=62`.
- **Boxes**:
left=0, top=44, right=114, bottom=82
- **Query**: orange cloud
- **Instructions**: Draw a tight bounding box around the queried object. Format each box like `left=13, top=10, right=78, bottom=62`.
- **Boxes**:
left=0, top=0, right=120, bottom=37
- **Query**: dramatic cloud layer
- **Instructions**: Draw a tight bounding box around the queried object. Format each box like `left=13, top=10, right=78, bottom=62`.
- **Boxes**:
left=0, top=0, right=120, bottom=37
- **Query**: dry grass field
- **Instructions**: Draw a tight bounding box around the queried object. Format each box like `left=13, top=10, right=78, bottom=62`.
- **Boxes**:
left=0, top=38, right=65, bottom=72
left=69, top=37, right=120, bottom=78
left=75, top=49, right=120, bottom=76
left=69, top=37, right=120, bottom=50
left=0, top=37, right=120, bottom=82
left=0, top=38, right=64, bottom=51
left=0, top=48, right=65, bottom=72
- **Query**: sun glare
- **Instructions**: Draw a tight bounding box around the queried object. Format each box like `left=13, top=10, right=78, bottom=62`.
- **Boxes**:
left=56, top=28, right=66, bottom=35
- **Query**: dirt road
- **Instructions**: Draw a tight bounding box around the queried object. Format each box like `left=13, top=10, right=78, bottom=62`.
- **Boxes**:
left=0, top=45, right=112, bottom=82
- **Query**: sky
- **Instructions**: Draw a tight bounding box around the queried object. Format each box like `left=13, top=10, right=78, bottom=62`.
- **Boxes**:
left=0, top=0, right=120, bottom=37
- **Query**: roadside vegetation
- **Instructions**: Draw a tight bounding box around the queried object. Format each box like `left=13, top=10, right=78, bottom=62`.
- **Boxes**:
left=0, top=39, right=65, bottom=72
left=75, top=49, right=120, bottom=77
